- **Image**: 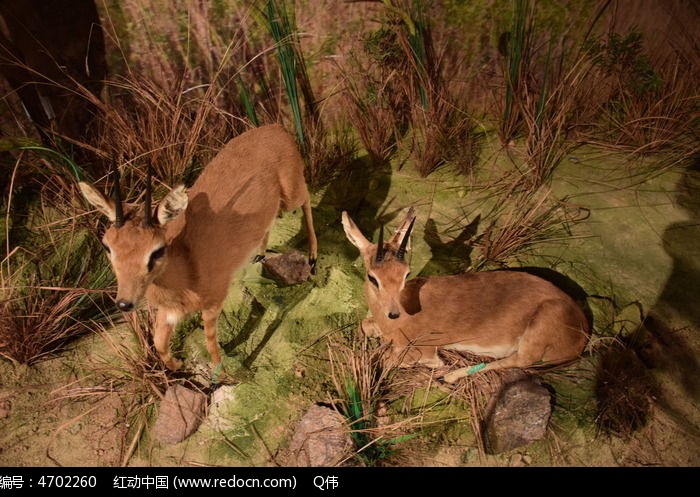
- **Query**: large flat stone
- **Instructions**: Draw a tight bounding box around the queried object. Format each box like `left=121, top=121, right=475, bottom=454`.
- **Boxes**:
left=152, top=384, right=207, bottom=445
left=262, top=251, right=311, bottom=285
left=483, top=377, right=552, bottom=454
left=287, top=404, right=353, bottom=467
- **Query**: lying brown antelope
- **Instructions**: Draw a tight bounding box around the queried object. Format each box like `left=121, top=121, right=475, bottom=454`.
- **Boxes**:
left=80, top=124, right=317, bottom=371
left=341, top=208, right=588, bottom=383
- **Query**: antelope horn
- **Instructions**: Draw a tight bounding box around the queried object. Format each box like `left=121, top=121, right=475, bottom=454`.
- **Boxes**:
left=143, top=165, right=153, bottom=227
left=375, top=224, right=385, bottom=263
left=111, top=160, right=124, bottom=228
left=396, top=217, right=415, bottom=261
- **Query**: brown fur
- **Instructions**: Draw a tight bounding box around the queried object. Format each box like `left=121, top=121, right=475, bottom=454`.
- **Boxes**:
left=342, top=208, right=588, bottom=382
left=80, top=124, right=317, bottom=370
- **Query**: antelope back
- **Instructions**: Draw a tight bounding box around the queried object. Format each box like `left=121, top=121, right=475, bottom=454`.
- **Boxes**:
left=156, top=125, right=315, bottom=304
left=342, top=208, right=416, bottom=320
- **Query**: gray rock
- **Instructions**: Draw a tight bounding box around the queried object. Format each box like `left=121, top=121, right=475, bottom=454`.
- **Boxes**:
left=152, top=384, right=207, bottom=444
left=483, top=377, right=552, bottom=454
left=262, top=251, right=311, bottom=285
left=287, top=404, right=353, bottom=467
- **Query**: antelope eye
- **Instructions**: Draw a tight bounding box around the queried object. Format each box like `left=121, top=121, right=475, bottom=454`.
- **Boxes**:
left=147, top=246, right=166, bottom=272
left=367, top=274, right=379, bottom=288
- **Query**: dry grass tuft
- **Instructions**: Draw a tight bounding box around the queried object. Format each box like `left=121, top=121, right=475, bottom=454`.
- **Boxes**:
left=410, top=87, right=480, bottom=178
left=388, top=3, right=480, bottom=177
left=495, top=0, right=535, bottom=146
left=1, top=176, right=116, bottom=365
left=438, top=350, right=511, bottom=455
left=383, top=349, right=511, bottom=459
left=339, top=22, right=413, bottom=165
left=326, top=334, right=426, bottom=466
left=595, top=339, right=658, bottom=439
left=326, top=330, right=519, bottom=463
left=582, top=28, right=700, bottom=163
left=81, top=66, right=240, bottom=203
left=518, top=53, right=597, bottom=188
left=341, top=68, right=405, bottom=165
left=303, top=121, right=358, bottom=190
left=472, top=188, right=588, bottom=268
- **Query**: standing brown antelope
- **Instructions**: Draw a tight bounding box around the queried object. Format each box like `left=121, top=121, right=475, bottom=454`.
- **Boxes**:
left=79, top=124, right=318, bottom=371
left=341, top=207, right=588, bottom=383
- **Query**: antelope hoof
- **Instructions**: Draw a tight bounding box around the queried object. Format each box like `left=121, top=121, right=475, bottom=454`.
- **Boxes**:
left=308, top=258, right=317, bottom=275
left=360, top=318, right=381, bottom=338
left=443, top=362, right=488, bottom=383
left=420, top=357, right=445, bottom=369
left=164, top=357, right=183, bottom=371
left=442, top=368, right=469, bottom=384
left=253, top=254, right=266, bottom=263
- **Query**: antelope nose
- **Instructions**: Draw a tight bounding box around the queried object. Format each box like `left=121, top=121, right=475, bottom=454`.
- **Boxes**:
left=388, top=311, right=400, bottom=320
left=117, top=300, right=134, bottom=312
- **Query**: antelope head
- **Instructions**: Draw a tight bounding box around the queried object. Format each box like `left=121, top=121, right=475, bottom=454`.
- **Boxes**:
left=79, top=164, right=188, bottom=312
left=342, top=208, right=416, bottom=321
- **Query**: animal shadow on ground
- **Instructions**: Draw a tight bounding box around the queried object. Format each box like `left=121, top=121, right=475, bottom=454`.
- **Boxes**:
left=635, top=159, right=700, bottom=400
left=283, top=154, right=395, bottom=267
left=419, top=215, right=481, bottom=276
left=596, top=158, right=700, bottom=439
left=219, top=284, right=311, bottom=373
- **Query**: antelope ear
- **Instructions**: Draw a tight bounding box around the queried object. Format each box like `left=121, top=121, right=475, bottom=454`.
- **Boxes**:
left=157, top=185, right=188, bottom=225
left=341, top=211, right=371, bottom=253
left=78, top=182, right=117, bottom=222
